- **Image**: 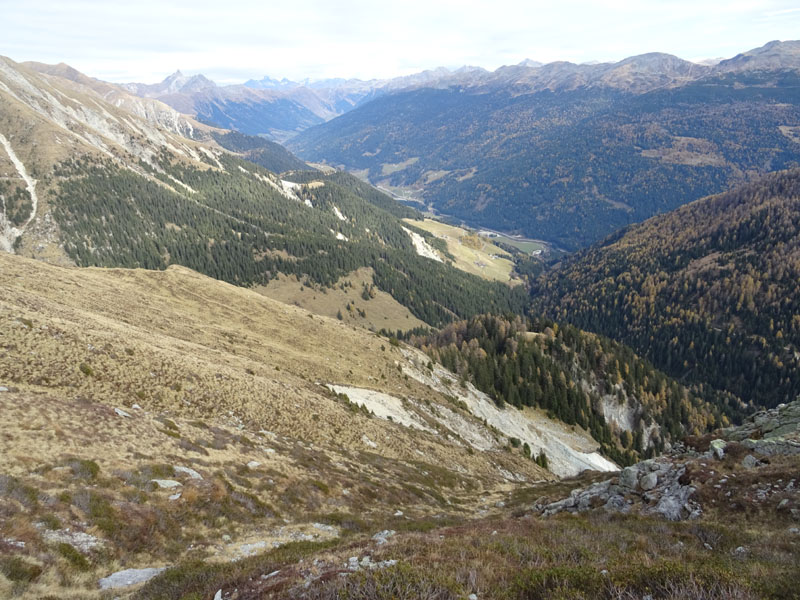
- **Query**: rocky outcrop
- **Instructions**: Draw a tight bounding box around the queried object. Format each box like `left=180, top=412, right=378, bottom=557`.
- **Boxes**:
left=538, top=458, right=700, bottom=521
left=720, top=399, right=800, bottom=446
left=536, top=399, right=800, bottom=522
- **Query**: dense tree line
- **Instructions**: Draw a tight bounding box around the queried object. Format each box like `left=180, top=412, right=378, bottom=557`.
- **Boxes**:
left=211, top=131, right=310, bottom=173
left=50, top=152, right=526, bottom=326
left=412, top=314, right=725, bottom=465
left=0, top=180, right=33, bottom=226
left=533, top=169, right=800, bottom=410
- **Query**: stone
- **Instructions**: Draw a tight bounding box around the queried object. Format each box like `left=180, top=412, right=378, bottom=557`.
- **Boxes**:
left=469, top=594, right=478, bottom=600
left=620, top=466, right=639, bottom=489
left=640, top=472, right=658, bottom=491
left=173, top=466, right=202, bottom=480
left=247, top=461, right=261, bottom=469
left=43, top=529, right=104, bottom=553
left=651, top=481, right=694, bottom=521
left=742, top=454, right=759, bottom=469
left=604, top=495, right=630, bottom=513
left=709, top=439, right=727, bottom=460
left=214, top=590, right=222, bottom=600
left=372, top=530, right=395, bottom=545
left=114, top=407, right=131, bottom=418
left=169, top=493, right=181, bottom=501
left=777, top=499, right=790, bottom=510
left=151, top=479, right=182, bottom=489
left=0, top=386, right=8, bottom=392
left=98, top=567, right=167, bottom=590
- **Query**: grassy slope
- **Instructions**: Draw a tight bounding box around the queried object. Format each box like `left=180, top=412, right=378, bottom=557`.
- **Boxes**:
left=255, top=267, right=428, bottom=332
left=0, top=253, right=551, bottom=598
left=405, top=219, right=516, bottom=283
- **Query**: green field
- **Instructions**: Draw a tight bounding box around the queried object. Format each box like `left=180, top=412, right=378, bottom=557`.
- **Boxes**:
left=405, top=219, right=517, bottom=283
left=479, top=230, right=546, bottom=255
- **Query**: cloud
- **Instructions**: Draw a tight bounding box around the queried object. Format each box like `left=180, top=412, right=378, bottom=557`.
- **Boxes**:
left=1, top=0, right=798, bottom=83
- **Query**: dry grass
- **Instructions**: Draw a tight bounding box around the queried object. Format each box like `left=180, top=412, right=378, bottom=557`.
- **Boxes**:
left=134, top=505, right=799, bottom=600
left=255, top=267, right=427, bottom=332
left=0, top=253, right=550, bottom=597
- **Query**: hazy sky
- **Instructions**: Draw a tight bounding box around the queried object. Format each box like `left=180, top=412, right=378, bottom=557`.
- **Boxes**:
left=2, top=0, right=799, bottom=84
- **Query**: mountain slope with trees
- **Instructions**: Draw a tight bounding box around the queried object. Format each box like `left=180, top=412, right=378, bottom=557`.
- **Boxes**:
left=532, top=168, right=800, bottom=409
left=0, top=56, right=526, bottom=329
left=412, top=314, right=728, bottom=466
left=288, top=42, right=800, bottom=250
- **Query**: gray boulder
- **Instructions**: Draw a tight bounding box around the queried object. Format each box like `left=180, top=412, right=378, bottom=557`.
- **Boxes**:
left=640, top=472, right=658, bottom=491
left=742, top=454, right=760, bottom=469
left=620, top=466, right=639, bottom=489
left=99, top=567, right=167, bottom=590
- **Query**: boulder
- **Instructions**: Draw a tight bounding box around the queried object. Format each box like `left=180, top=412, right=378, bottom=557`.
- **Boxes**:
left=742, top=454, right=759, bottom=469
left=640, top=472, right=658, bottom=491
left=620, top=466, right=639, bottom=489
left=173, top=466, right=202, bottom=480
left=151, top=479, right=182, bottom=489
left=709, top=439, right=727, bottom=460
left=99, top=567, right=167, bottom=590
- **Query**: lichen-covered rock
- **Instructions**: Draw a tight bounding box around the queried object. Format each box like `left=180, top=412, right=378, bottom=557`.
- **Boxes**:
left=742, top=454, right=759, bottom=469
left=620, top=466, right=639, bottom=489
left=640, top=472, right=658, bottom=491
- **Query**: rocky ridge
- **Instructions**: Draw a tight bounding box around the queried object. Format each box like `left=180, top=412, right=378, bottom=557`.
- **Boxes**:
left=535, top=398, right=800, bottom=522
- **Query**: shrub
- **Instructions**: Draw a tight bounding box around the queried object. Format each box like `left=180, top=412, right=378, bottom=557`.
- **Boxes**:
left=56, top=542, right=91, bottom=571
left=0, top=556, right=42, bottom=582
left=68, top=458, right=100, bottom=480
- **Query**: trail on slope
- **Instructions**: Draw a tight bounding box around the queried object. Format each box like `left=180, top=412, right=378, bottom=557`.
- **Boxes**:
left=0, top=133, right=38, bottom=252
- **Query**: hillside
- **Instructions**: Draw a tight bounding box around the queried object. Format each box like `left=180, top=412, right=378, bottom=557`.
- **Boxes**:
left=288, top=41, right=800, bottom=250
left=411, top=314, right=728, bottom=466
left=532, top=168, right=800, bottom=410
left=1, top=252, right=641, bottom=598
left=0, top=56, right=527, bottom=329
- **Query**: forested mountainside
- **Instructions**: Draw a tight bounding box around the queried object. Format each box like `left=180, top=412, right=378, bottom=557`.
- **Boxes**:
left=411, top=314, right=730, bottom=466
left=210, top=131, right=311, bottom=173
left=288, top=43, right=800, bottom=250
left=0, top=56, right=525, bottom=328
left=532, top=169, right=800, bottom=409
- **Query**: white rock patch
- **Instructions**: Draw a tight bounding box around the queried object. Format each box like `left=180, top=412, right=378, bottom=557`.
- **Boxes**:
left=401, top=226, right=442, bottom=262
left=400, top=349, right=618, bottom=478
left=99, top=567, right=167, bottom=590
left=328, top=384, right=435, bottom=433
left=0, top=132, right=38, bottom=252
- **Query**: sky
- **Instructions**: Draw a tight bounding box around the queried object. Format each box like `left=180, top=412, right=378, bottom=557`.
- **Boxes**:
left=2, top=0, right=799, bottom=85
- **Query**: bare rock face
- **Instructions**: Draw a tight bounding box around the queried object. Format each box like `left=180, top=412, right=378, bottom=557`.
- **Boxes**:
left=640, top=472, right=658, bottom=491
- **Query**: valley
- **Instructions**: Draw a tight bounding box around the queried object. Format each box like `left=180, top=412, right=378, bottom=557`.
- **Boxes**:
left=0, top=30, right=799, bottom=600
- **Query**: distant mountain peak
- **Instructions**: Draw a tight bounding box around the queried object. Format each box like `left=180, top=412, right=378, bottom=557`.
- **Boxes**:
left=518, top=59, right=543, bottom=68
left=715, top=39, right=800, bottom=72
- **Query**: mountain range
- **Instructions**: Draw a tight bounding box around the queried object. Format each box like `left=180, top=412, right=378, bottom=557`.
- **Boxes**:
left=1, top=41, right=800, bottom=600
left=287, top=40, right=800, bottom=250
